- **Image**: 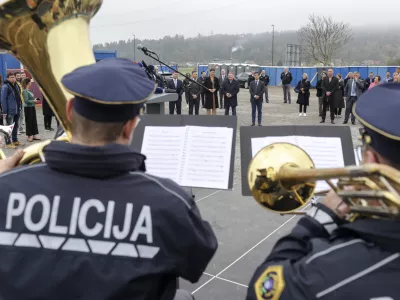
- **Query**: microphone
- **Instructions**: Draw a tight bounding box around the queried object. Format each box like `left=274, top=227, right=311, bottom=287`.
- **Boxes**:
left=137, top=44, right=156, bottom=55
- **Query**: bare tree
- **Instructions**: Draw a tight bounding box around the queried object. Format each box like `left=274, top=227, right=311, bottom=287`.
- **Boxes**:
left=298, top=15, right=352, bottom=65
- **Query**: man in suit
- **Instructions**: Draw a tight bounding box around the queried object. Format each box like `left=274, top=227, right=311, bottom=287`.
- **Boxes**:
left=199, top=71, right=206, bottom=108
left=260, top=70, right=270, bottom=103
left=167, top=71, right=184, bottom=115
left=222, top=72, right=240, bottom=116
left=188, top=71, right=202, bottom=115
left=343, top=71, right=364, bottom=125
left=281, top=68, right=293, bottom=103
left=249, top=72, right=265, bottom=126
left=321, top=68, right=339, bottom=124
left=219, top=69, right=227, bottom=109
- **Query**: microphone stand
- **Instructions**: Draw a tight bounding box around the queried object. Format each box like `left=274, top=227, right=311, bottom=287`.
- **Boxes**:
left=141, top=50, right=210, bottom=92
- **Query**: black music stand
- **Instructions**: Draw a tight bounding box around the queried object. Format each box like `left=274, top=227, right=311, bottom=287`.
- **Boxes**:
left=240, top=125, right=356, bottom=196
left=131, top=115, right=237, bottom=199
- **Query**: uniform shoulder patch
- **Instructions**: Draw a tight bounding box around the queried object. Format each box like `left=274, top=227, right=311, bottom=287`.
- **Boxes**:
left=254, top=265, right=285, bottom=300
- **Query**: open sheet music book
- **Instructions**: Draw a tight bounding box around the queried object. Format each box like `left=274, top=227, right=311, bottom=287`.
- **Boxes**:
left=251, top=136, right=345, bottom=192
left=141, top=126, right=234, bottom=189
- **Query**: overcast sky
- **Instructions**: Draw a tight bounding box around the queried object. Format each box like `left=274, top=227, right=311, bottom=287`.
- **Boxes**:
left=0, top=0, right=397, bottom=44
left=88, top=0, right=398, bottom=44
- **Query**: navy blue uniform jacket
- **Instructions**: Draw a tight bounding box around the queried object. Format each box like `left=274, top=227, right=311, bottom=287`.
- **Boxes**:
left=0, top=141, right=218, bottom=300
left=246, top=203, right=400, bottom=299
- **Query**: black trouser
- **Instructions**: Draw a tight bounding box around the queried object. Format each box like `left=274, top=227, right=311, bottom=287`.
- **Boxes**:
left=322, top=99, right=335, bottom=121
left=345, top=96, right=357, bottom=123
left=201, top=93, right=205, bottom=107
left=225, top=106, right=236, bottom=116
left=44, top=115, right=52, bottom=129
left=169, top=100, right=182, bottom=115
left=335, top=108, right=342, bottom=115
left=24, top=107, right=39, bottom=136
left=219, top=91, right=224, bottom=108
left=184, top=91, right=190, bottom=104
left=299, top=104, right=307, bottom=113
left=189, top=98, right=200, bottom=115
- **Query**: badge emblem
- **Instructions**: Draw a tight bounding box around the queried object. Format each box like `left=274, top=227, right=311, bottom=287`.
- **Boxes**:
left=254, top=265, right=285, bottom=300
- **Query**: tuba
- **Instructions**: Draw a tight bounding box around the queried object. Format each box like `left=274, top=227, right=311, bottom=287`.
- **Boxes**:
left=0, top=0, right=103, bottom=164
left=248, top=143, right=400, bottom=221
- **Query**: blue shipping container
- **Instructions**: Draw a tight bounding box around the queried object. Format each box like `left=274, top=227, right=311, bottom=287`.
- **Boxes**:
left=94, top=50, right=117, bottom=62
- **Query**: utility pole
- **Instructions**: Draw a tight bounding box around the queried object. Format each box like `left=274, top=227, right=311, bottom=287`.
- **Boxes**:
left=132, top=33, right=136, bottom=62
left=271, top=25, right=275, bottom=66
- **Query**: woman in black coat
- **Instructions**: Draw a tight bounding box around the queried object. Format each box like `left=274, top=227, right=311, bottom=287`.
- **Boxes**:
left=335, top=74, right=345, bottom=118
left=296, top=73, right=311, bottom=116
left=202, top=68, right=220, bottom=115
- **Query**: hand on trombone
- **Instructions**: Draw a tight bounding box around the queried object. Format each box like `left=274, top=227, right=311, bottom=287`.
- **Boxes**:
left=0, top=150, right=24, bottom=174
left=322, top=190, right=350, bottom=219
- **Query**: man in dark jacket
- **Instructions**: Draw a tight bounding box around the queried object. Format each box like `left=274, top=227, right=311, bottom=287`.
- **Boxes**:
left=167, top=71, right=184, bottom=115
left=249, top=72, right=265, bottom=126
left=280, top=68, right=293, bottom=103
left=321, top=68, right=339, bottom=124
left=183, top=73, right=191, bottom=107
left=188, top=71, right=202, bottom=115
left=0, top=59, right=217, bottom=300
left=260, top=70, right=270, bottom=103
left=198, top=71, right=206, bottom=108
left=222, top=72, right=240, bottom=115
left=0, top=73, right=23, bottom=148
left=247, top=83, right=400, bottom=300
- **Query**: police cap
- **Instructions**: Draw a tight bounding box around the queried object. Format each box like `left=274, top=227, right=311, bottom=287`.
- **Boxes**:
left=61, top=58, right=156, bottom=122
left=354, top=83, right=400, bottom=164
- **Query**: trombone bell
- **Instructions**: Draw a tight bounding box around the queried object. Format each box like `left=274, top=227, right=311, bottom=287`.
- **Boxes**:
left=248, top=143, right=316, bottom=213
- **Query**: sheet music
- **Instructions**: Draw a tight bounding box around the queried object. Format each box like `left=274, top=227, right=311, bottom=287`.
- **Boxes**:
left=250, top=135, right=345, bottom=193
left=296, top=136, right=345, bottom=192
left=251, top=136, right=297, bottom=157
left=141, top=126, right=186, bottom=184
left=181, top=126, right=233, bottom=189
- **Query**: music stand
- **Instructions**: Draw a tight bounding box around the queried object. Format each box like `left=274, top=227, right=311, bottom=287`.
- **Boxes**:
left=240, top=125, right=356, bottom=196
left=132, top=115, right=237, bottom=198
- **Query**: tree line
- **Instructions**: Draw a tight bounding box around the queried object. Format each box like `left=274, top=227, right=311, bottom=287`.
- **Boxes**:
left=93, top=23, right=400, bottom=66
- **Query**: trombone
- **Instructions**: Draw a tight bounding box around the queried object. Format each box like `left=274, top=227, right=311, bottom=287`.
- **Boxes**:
left=247, top=143, right=400, bottom=221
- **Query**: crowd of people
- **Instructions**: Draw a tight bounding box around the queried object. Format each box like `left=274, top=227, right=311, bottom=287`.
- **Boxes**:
left=0, top=71, right=59, bottom=148
left=164, top=66, right=400, bottom=128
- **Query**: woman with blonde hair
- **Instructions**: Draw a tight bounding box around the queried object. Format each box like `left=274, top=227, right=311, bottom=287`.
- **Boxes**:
left=21, top=78, right=40, bottom=142
left=203, top=69, right=220, bottom=115
left=295, top=73, right=310, bottom=116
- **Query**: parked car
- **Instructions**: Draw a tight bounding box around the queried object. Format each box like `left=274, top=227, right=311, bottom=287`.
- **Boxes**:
left=235, top=72, right=252, bottom=89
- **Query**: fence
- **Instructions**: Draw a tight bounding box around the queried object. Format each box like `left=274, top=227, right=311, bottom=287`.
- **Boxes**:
left=197, top=65, right=399, bottom=87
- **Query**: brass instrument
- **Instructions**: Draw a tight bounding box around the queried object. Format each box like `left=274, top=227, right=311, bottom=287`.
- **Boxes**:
left=0, top=0, right=102, bottom=164
left=248, top=143, right=400, bottom=220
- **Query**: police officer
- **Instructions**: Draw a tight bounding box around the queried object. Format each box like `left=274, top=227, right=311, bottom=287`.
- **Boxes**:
left=246, top=83, right=400, bottom=299
left=0, top=58, right=217, bottom=300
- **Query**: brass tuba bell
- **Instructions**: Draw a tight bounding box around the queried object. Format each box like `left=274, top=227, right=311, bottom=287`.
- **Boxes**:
left=248, top=143, right=400, bottom=220
left=0, top=0, right=103, bottom=164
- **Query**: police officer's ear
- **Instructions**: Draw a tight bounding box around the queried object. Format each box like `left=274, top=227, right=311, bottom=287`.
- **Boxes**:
left=66, top=99, right=74, bottom=122
left=121, top=117, right=140, bottom=140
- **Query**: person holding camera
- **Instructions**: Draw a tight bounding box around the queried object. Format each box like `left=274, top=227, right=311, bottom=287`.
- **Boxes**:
left=21, top=77, right=41, bottom=142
